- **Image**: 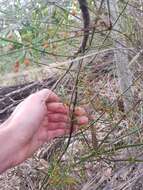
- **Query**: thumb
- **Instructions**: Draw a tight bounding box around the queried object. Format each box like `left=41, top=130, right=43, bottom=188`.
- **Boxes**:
left=34, top=89, right=60, bottom=103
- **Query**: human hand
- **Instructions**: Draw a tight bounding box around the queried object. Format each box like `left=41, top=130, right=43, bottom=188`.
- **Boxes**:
left=2, top=89, right=88, bottom=168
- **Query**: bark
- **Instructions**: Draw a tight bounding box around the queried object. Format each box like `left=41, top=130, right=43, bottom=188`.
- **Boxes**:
left=0, top=77, right=57, bottom=123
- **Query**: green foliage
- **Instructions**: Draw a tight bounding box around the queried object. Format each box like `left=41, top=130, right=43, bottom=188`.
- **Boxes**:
left=0, top=0, right=82, bottom=74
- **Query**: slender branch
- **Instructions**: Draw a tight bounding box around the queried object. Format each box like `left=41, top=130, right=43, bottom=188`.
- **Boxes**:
left=75, top=0, right=90, bottom=55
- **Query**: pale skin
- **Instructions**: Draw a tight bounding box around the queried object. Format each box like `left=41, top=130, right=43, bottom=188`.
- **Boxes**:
left=0, top=89, right=88, bottom=174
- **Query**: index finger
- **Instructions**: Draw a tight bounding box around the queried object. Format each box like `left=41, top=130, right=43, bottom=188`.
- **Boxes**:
left=46, top=102, right=69, bottom=114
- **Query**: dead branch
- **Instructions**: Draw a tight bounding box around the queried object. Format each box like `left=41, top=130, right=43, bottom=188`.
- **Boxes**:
left=76, top=0, right=90, bottom=54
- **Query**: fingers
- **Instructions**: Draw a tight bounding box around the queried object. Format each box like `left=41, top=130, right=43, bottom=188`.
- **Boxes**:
left=48, top=113, right=69, bottom=123
left=42, top=118, right=77, bottom=131
left=43, top=105, right=88, bottom=130
left=46, top=103, right=87, bottom=117
left=46, top=122, right=67, bottom=130
left=34, top=90, right=89, bottom=126
left=47, top=103, right=69, bottom=114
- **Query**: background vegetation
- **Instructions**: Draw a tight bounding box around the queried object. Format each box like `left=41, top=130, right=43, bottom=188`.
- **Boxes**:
left=0, top=0, right=143, bottom=190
